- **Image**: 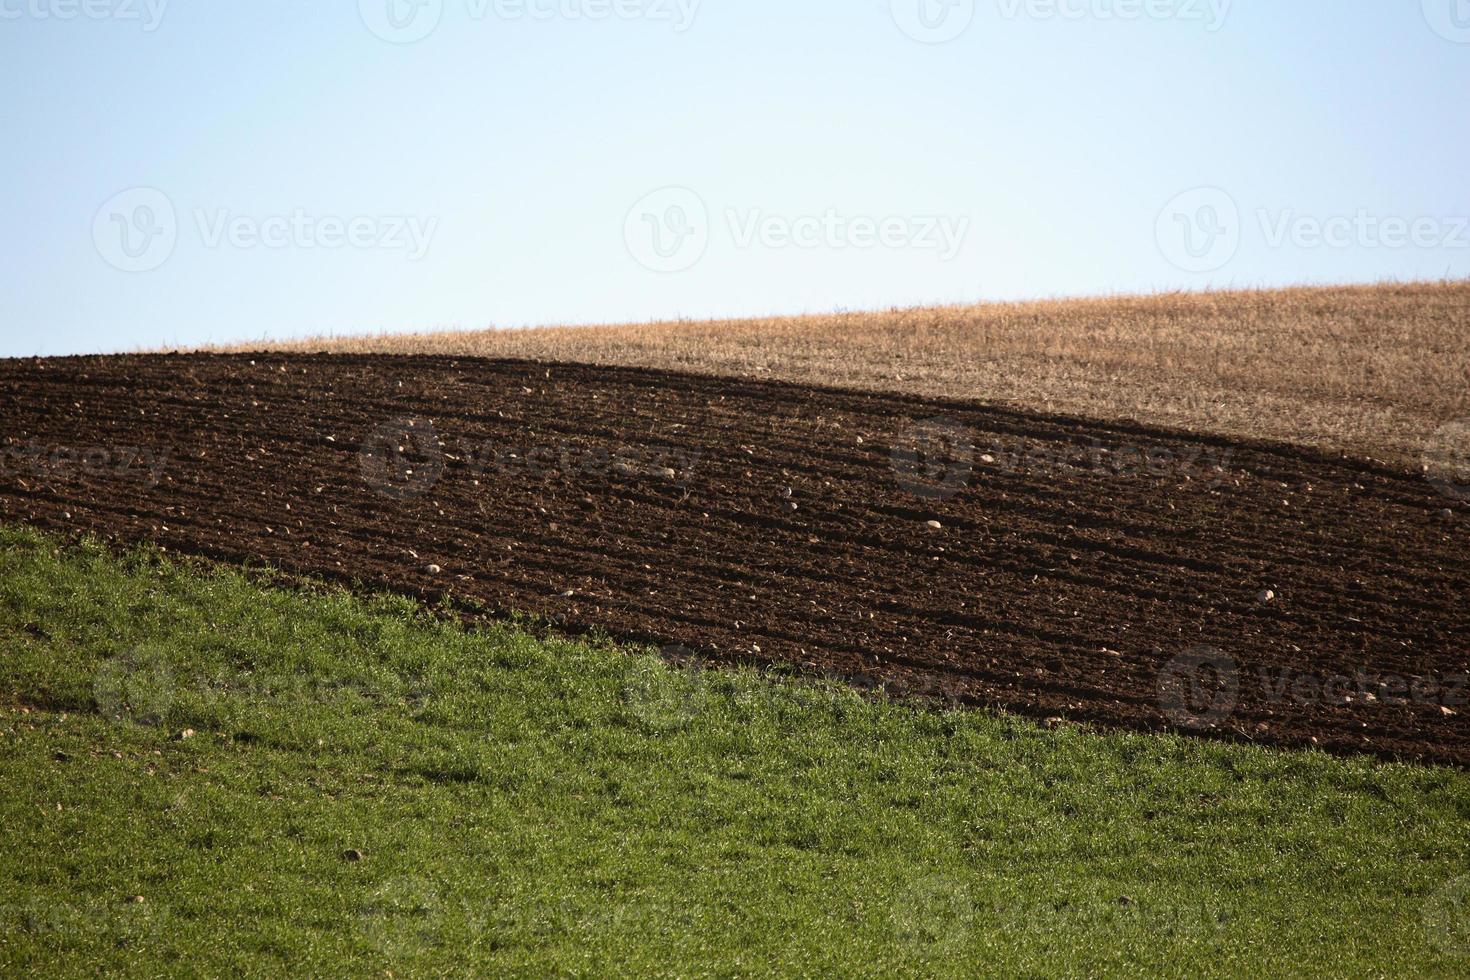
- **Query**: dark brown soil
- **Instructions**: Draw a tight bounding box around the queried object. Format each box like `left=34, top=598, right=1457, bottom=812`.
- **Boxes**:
left=1, top=353, right=1466, bottom=764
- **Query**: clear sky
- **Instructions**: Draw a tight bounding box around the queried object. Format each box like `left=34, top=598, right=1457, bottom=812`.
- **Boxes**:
left=2, top=0, right=1467, bottom=357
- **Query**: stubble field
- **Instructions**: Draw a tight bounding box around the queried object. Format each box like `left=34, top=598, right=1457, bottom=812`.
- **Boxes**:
left=204, top=281, right=1470, bottom=470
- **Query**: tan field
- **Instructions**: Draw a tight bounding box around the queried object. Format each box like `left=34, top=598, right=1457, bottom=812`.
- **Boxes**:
left=205, top=280, right=1470, bottom=468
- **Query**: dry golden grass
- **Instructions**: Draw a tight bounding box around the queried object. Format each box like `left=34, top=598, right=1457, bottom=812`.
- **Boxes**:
left=204, top=281, right=1470, bottom=466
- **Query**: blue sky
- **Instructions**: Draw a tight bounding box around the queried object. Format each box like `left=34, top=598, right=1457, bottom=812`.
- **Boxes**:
left=2, top=0, right=1467, bottom=357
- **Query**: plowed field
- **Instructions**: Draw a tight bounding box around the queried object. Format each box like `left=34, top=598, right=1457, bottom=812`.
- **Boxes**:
left=2, top=354, right=1466, bottom=764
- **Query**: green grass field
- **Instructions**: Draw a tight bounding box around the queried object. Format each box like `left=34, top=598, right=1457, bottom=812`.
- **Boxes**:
left=1, top=525, right=1468, bottom=976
